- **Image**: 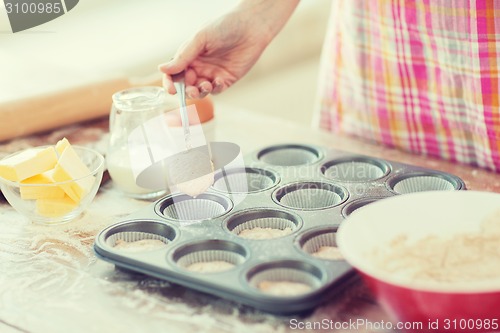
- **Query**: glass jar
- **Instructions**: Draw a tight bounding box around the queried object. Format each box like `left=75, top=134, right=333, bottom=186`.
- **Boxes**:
left=107, top=86, right=176, bottom=199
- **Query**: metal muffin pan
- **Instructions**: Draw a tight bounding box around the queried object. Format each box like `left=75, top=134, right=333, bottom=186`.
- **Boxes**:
left=94, top=143, right=466, bottom=314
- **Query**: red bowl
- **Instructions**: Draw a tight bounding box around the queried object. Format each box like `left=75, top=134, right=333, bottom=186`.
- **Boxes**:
left=360, top=271, right=500, bottom=333
left=337, top=191, right=500, bottom=333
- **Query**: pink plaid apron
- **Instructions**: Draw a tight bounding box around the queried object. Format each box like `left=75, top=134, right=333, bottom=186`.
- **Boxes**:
left=317, top=0, right=500, bottom=171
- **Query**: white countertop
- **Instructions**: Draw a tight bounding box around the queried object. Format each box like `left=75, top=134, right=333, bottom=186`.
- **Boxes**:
left=1, top=105, right=498, bottom=333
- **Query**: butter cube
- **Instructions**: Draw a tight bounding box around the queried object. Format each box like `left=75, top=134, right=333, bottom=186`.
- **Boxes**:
left=20, top=170, right=65, bottom=200
left=0, top=147, right=58, bottom=181
left=36, top=195, right=78, bottom=217
left=52, top=145, right=95, bottom=202
left=55, top=138, right=70, bottom=157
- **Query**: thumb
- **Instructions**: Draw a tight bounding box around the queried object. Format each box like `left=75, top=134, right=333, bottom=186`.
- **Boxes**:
left=159, top=35, right=204, bottom=74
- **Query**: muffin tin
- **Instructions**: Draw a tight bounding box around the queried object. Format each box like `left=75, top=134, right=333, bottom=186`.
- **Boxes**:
left=94, top=143, right=466, bottom=314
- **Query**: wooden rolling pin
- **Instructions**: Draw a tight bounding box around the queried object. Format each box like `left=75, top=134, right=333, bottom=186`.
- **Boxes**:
left=0, top=76, right=161, bottom=142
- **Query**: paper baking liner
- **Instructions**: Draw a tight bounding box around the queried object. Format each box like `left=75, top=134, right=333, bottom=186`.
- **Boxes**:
left=274, top=182, right=347, bottom=210
left=342, top=197, right=383, bottom=217
left=246, top=260, right=323, bottom=297
left=173, top=240, right=246, bottom=273
left=157, top=193, right=232, bottom=221
left=258, top=145, right=320, bottom=166
left=322, top=158, right=388, bottom=182
left=297, top=227, right=343, bottom=261
left=107, top=231, right=170, bottom=248
left=213, top=168, right=278, bottom=193
left=225, top=209, right=300, bottom=239
left=104, top=221, right=177, bottom=251
left=391, top=174, right=456, bottom=194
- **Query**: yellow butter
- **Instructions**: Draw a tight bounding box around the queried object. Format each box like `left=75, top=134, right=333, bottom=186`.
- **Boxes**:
left=21, top=169, right=54, bottom=184
left=0, top=147, right=58, bottom=181
left=36, top=195, right=78, bottom=217
left=52, top=145, right=95, bottom=202
left=55, top=138, right=70, bottom=157
left=20, top=169, right=65, bottom=200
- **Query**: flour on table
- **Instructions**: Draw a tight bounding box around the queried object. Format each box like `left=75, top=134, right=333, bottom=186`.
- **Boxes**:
left=238, top=227, right=293, bottom=240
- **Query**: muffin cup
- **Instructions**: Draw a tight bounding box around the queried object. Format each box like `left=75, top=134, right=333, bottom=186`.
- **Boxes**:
left=172, top=239, right=247, bottom=274
left=321, top=157, right=389, bottom=182
left=246, top=260, right=324, bottom=297
left=296, top=227, right=343, bottom=261
left=257, top=144, right=321, bottom=166
left=103, top=220, right=177, bottom=253
left=225, top=208, right=301, bottom=240
left=273, top=181, right=348, bottom=210
left=388, top=172, right=463, bottom=194
left=156, top=193, right=232, bottom=223
left=342, top=197, right=387, bottom=217
left=212, top=167, right=279, bottom=193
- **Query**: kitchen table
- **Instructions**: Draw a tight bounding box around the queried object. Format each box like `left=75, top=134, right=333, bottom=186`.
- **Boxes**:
left=1, top=105, right=499, bottom=333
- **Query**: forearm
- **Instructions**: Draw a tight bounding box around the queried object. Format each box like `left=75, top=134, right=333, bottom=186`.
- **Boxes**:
left=159, top=0, right=300, bottom=98
left=234, top=0, right=300, bottom=44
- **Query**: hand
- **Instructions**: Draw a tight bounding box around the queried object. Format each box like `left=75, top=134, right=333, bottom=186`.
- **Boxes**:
left=159, top=0, right=299, bottom=99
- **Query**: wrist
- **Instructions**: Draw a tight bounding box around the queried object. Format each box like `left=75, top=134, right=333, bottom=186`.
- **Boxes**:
left=235, top=0, right=300, bottom=44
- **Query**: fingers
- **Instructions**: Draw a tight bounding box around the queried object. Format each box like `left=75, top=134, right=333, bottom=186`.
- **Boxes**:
left=158, top=31, right=231, bottom=98
left=185, top=86, right=200, bottom=99
left=159, top=34, right=207, bottom=96
left=160, top=65, right=201, bottom=96
left=159, top=34, right=204, bottom=75
left=163, top=71, right=215, bottom=98
left=184, top=68, right=198, bottom=86
left=163, top=72, right=226, bottom=98
left=211, top=77, right=225, bottom=94
left=162, top=74, right=176, bottom=94
left=196, top=80, right=213, bottom=98
left=185, top=80, right=213, bottom=99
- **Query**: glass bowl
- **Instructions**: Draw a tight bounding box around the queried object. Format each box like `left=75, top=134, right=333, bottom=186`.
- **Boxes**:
left=0, top=146, right=105, bottom=225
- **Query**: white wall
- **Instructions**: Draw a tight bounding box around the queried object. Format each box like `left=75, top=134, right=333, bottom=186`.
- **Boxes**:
left=1, top=0, right=331, bottom=125
left=213, top=1, right=332, bottom=125
left=0, top=0, right=233, bottom=101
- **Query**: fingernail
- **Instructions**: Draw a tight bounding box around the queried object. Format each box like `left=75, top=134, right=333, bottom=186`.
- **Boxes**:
left=214, top=78, right=224, bottom=88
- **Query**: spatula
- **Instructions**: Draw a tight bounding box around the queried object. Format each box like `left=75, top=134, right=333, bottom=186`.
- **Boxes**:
left=171, top=71, right=192, bottom=150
